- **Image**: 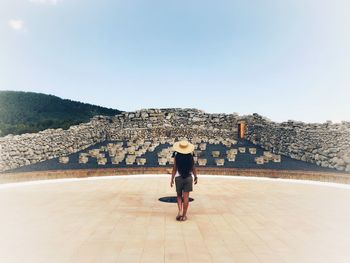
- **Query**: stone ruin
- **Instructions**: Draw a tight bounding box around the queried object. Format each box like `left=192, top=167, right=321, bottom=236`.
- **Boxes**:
left=0, top=108, right=350, bottom=172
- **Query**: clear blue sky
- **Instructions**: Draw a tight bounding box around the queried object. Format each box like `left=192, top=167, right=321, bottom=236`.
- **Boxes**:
left=1, top=0, right=349, bottom=122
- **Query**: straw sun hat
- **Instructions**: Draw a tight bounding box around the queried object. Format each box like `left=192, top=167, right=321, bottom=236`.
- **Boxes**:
left=173, top=140, right=195, bottom=154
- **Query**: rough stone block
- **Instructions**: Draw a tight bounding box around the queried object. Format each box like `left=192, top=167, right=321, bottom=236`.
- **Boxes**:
left=158, top=158, right=167, bottom=166
left=226, top=149, right=238, bottom=155
left=238, top=147, right=246, bottom=153
left=212, top=151, right=220, bottom=157
left=215, top=158, right=225, bottom=166
left=89, top=149, right=100, bottom=158
left=227, top=155, right=236, bottom=162
left=255, top=156, right=264, bottom=165
left=199, top=143, right=207, bottom=150
left=249, top=148, right=257, bottom=154
left=79, top=156, right=89, bottom=164
left=198, top=158, right=207, bottom=166
left=126, top=155, right=136, bottom=165
left=59, top=156, right=69, bottom=164
left=194, top=150, right=202, bottom=157
left=273, top=155, right=281, bottom=162
left=136, top=158, right=146, bottom=165
left=97, top=158, right=107, bottom=165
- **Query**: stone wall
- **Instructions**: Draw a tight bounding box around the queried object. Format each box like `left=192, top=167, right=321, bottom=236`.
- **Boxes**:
left=0, top=118, right=109, bottom=172
left=106, top=108, right=239, bottom=140
left=245, top=114, right=350, bottom=172
left=1, top=108, right=349, bottom=173
left=0, top=108, right=240, bottom=172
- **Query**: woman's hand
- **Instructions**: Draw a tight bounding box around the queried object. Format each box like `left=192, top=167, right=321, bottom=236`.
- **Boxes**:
left=170, top=179, right=174, bottom=187
left=194, top=176, right=198, bottom=185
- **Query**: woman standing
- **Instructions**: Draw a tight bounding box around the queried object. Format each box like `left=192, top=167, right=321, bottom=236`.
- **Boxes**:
left=170, top=140, right=198, bottom=221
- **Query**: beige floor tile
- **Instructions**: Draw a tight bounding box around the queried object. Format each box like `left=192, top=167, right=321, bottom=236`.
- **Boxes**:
left=1, top=176, right=350, bottom=263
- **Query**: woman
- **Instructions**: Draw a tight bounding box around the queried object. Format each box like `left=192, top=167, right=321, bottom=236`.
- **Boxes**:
left=170, top=140, right=198, bottom=221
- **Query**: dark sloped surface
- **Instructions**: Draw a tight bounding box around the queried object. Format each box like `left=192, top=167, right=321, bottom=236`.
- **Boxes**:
left=5, top=140, right=344, bottom=174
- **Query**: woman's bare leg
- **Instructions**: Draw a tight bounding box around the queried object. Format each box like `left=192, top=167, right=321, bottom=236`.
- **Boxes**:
left=182, top=192, right=189, bottom=219
left=177, top=193, right=183, bottom=216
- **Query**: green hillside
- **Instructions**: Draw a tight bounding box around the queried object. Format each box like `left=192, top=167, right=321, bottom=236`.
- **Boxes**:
left=0, top=91, right=122, bottom=136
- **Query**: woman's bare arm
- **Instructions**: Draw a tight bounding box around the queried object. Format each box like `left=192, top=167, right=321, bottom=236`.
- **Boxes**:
left=192, top=165, right=197, bottom=178
left=192, top=156, right=198, bottom=184
left=170, top=158, right=176, bottom=187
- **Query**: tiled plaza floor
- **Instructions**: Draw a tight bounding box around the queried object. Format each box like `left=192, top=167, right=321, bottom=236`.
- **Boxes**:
left=0, top=175, right=349, bottom=263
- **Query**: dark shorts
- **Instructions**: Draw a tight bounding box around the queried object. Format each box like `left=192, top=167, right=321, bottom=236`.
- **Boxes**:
left=175, top=176, right=193, bottom=195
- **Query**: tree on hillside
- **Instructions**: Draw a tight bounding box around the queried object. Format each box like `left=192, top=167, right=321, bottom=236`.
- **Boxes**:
left=0, top=91, right=122, bottom=136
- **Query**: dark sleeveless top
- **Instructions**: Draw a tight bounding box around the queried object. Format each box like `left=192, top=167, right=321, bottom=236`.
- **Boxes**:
left=173, top=151, right=194, bottom=178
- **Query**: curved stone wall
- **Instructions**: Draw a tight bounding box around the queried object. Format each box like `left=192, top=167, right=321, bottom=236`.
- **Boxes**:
left=0, top=118, right=109, bottom=172
left=246, top=114, right=350, bottom=172
left=1, top=108, right=349, bottom=173
left=0, top=108, right=240, bottom=172
left=106, top=108, right=238, bottom=140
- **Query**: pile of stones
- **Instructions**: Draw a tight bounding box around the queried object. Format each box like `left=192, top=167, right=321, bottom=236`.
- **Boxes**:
left=254, top=152, right=281, bottom=165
